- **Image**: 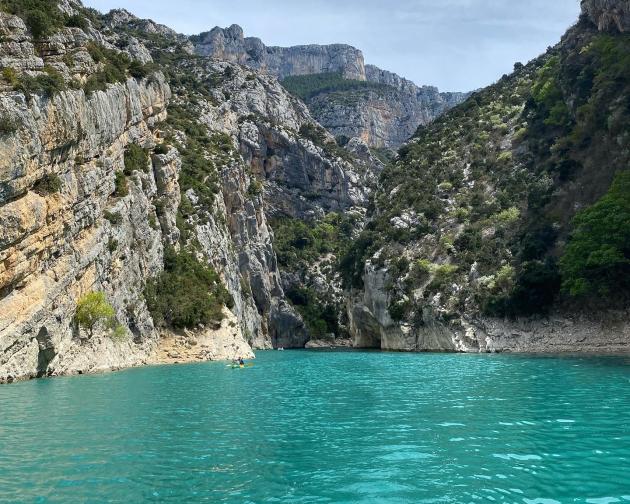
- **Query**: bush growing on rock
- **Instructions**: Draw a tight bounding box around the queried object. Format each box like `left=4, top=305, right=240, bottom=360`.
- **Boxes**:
left=124, top=144, right=150, bottom=174
left=165, top=104, right=223, bottom=211
left=2, top=68, right=18, bottom=87
left=104, top=210, right=122, bottom=225
left=75, top=292, right=116, bottom=338
left=15, top=67, right=67, bottom=98
left=32, top=173, right=62, bottom=195
left=153, top=143, right=169, bottom=155
left=0, top=0, right=65, bottom=39
left=285, top=285, right=339, bottom=339
left=65, top=14, right=88, bottom=31
left=560, top=171, right=630, bottom=298
left=83, top=43, right=156, bottom=96
left=114, top=172, right=128, bottom=197
left=144, top=247, right=234, bottom=329
left=0, top=114, right=18, bottom=136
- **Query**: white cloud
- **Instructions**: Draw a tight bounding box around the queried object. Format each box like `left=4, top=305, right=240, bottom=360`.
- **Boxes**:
left=82, top=0, right=581, bottom=91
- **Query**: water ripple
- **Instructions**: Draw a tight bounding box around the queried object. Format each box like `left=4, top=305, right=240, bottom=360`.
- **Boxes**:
left=0, top=351, right=629, bottom=502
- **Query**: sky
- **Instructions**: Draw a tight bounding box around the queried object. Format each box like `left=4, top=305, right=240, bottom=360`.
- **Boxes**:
left=82, top=0, right=581, bottom=92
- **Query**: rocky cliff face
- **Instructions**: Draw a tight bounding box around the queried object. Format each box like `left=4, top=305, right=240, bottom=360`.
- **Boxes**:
left=193, top=25, right=467, bottom=149
left=194, top=25, right=366, bottom=81
left=582, top=0, right=630, bottom=32
left=0, top=10, right=177, bottom=382
left=0, top=2, right=375, bottom=382
left=308, top=82, right=468, bottom=149
left=188, top=60, right=371, bottom=348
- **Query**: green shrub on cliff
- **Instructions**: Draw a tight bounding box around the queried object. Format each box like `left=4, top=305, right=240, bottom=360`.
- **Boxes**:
left=560, top=171, right=630, bottom=297
left=83, top=43, right=157, bottom=96
left=144, top=247, right=234, bottom=329
left=0, top=0, right=64, bottom=39
left=298, top=123, right=353, bottom=162
left=75, top=292, right=116, bottom=338
left=124, top=144, right=150, bottom=174
left=33, top=173, right=62, bottom=195
left=285, top=285, right=339, bottom=339
left=15, top=67, right=67, bottom=98
left=272, top=213, right=355, bottom=269
left=165, top=104, right=223, bottom=210
left=114, top=172, right=128, bottom=197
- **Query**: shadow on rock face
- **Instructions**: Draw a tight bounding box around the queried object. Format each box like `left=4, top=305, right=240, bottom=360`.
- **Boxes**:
left=36, top=327, right=56, bottom=378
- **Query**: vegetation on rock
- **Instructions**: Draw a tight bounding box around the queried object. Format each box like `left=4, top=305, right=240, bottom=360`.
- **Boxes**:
left=75, top=292, right=116, bottom=338
left=124, top=144, right=150, bottom=174
left=144, top=247, right=234, bottom=329
left=0, top=0, right=64, bottom=39
left=272, top=214, right=357, bottom=338
left=560, top=171, right=630, bottom=298
left=33, top=174, right=62, bottom=196
left=340, top=21, right=630, bottom=326
left=281, top=72, right=391, bottom=101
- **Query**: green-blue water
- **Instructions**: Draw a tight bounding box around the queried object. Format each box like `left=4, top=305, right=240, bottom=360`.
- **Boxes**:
left=1, top=351, right=629, bottom=503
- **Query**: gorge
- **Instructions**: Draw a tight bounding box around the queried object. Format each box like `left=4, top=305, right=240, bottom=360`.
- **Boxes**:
left=0, top=0, right=629, bottom=385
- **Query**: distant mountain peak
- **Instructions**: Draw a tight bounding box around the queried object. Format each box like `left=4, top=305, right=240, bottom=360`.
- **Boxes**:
left=193, top=25, right=367, bottom=81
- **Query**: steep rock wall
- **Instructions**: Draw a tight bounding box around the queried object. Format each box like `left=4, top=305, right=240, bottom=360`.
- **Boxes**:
left=193, top=25, right=468, bottom=149
left=0, top=72, right=175, bottom=382
left=174, top=60, right=372, bottom=349
left=194, top=25, right=366, bottom=81
left=582, top=0, right=630, bottom=32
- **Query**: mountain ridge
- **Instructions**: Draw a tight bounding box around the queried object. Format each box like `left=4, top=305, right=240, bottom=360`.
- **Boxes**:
left=192, top=24, right=468, bottom=148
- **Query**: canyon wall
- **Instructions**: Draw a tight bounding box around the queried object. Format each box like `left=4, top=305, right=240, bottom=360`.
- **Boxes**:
left=193, top=25, right=467, bottom=148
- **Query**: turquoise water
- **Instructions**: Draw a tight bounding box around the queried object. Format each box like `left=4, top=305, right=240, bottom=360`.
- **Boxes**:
left=1, top=351, right=629, bottom=503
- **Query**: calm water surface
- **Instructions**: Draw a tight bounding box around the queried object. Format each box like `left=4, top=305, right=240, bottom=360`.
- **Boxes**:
left=0, top=351, right=629, bottom=503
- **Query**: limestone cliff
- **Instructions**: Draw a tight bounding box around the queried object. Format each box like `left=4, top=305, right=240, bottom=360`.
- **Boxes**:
left=194, top=25, right=366, bottom=81
left=170, top=59, right=371, bottom=349
left=0, top=9, right=176, bottom=381
left=581, top=0, right=630, bottom=32
left=307, top=78, right=468, bottom=149
left=0, top=2, right=374, bottom=382
left=193, top=25, right=467, bottom=149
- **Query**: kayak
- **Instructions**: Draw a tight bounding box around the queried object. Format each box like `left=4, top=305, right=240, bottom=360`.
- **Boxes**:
left=227, top=363, right=254, bottom=369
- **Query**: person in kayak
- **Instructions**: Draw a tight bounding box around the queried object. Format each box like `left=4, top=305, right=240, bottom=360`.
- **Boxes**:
left=237, top=357, right=245, bottom=366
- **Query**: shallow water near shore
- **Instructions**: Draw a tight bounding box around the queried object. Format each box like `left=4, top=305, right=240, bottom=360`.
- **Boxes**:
left=1, top=350, right=629, bottom=503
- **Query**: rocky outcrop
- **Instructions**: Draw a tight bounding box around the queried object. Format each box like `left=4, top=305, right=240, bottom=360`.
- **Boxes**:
left=582, top=0, right=630, bottom=32
left=151, top=310, right=255, bottom=364
left=194, top=25, right=366, bottom=80
left=349, top=268, right=630, bottom=354
left=193, top=25, right=468, bottom=149
left=177, top=59, right=371, bottom=349
left=308, top=83, right=468, bottom=149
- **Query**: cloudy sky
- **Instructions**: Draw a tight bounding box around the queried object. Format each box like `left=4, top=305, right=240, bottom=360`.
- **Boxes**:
left=83, top=0, right=581, bottom=92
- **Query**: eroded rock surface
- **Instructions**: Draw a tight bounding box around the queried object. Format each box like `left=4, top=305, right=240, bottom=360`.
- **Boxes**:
left=582, top=0, right=630, bottom=32
left=193, top=25, right=468, bottom=149
left=194, top=25, right=366, bottom=80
